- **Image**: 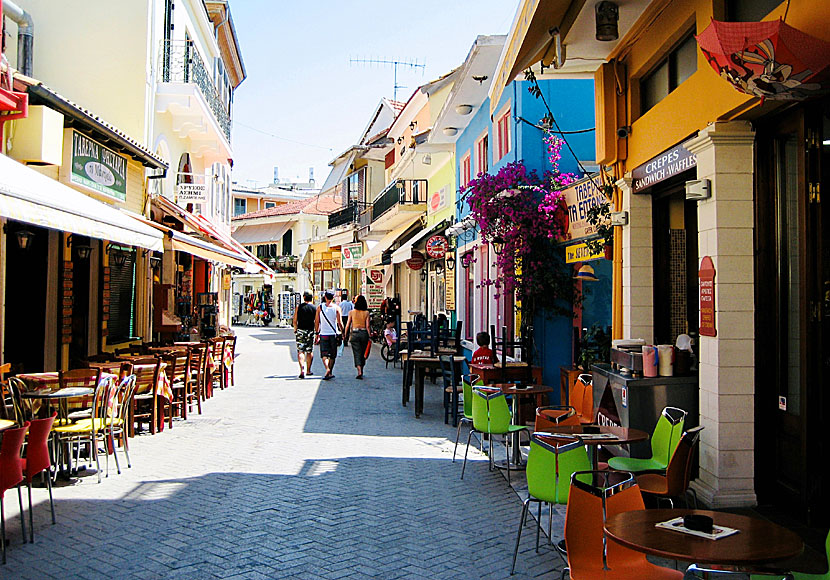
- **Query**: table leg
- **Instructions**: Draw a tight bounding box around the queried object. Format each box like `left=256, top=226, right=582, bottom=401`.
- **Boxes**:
left=511, top=395, right=523, bottom=466
left=415, top=366, right=425, bottom=417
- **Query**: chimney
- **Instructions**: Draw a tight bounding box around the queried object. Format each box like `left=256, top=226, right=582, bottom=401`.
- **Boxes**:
left=309, top=167, right=314, bottom=184
left=273, top=166, right=279, bottom=183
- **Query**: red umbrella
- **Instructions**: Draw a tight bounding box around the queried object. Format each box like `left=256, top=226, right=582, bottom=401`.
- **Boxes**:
left=696, top=19, right=830, bottom=101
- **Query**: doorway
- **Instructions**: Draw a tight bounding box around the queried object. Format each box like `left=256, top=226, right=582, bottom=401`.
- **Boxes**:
left=754, top=98, right=829, bottom=523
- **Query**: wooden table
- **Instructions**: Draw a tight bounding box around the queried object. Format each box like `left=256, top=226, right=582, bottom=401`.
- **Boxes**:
left=495, top=383, right=554, bottom=466
left=605, top=509, right=804, bottom=568
left=542, top=423, right=649, bottom=469
left=400, top=353, right=466, bottom=420
left=470, top=363, right=543, bottom=385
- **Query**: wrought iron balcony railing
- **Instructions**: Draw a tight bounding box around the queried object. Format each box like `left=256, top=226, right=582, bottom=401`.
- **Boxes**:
left=159, top=40, right=231, bottom=141
left=372, top=179, right=427, bottom=222
left=328, top=201, right=368, bottom=229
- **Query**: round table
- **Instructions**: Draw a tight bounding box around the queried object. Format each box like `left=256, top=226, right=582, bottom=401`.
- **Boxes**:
left=492, top=383, right=554, bottom=468
left=541, top=423, right=649, bottom=469
left=604, top=509, right=804, bottom=567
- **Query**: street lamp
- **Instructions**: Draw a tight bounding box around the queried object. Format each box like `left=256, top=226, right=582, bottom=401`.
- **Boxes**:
left=16, top=229, right=35, bottom=250
left=446, top=255, right=455, bottom=271
left=491, top=236, right=505, bottom=255
left=420, top=269, right=427, bottom=282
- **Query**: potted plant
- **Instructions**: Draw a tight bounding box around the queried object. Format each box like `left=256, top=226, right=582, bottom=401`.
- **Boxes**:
left=576, top=323, right=612, bottom=371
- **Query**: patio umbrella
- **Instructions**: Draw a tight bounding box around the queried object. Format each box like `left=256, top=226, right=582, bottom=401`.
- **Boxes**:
left=696, top=18, right=830, bottom=101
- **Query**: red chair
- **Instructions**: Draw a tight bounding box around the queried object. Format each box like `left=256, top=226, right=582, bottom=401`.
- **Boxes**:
left=1, top=422, right=29, bottom=564
left=22, top=413, right=57, bottom=543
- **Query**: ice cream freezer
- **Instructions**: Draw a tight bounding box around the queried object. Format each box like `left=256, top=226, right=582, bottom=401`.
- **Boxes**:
left=590, top=363, right=699, bottom=459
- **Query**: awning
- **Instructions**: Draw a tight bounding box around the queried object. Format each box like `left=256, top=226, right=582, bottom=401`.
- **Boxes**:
left=446, top=216, right=476, bottom=236
left=391, top=227, right=431, bottom=263
left=359, top=215, right=422, bottom=268
left=320, top=151, right=357, bottom=193
left=166, top=230, right=249, bottom=268
left=232, top=221, right=294, bottom=244
left=0, top=153, right=164, bottom=251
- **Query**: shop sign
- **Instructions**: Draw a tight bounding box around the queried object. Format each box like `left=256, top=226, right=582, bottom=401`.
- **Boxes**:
left=177, top=183, right=207, bottom=203
left=222, top=273, right=231, bottom=290
left=425, top=235, right=448, bottom=259
left=342, top=243, right=363, bottom=268
left=557, top=175, right=607, bottom=242
left=70, top=130, right=128, bottom=201
left=699, top=256, right=717, bottom=337
left=429, top=185, right=448, bottom=213
left=363, top=268, right=385, bottom=308
left=445, top=267, right=456, bottom=311
left=632, top=142, right=697, bottom=193
left=322, top=259, right=332, bottom=270
left=565, top=242, right=605, bottom=264
left=331, top=257, right=341, bottom=269
left=406, top=250, right=425, bottom=270
left=313, top=261, right=323, bottom=270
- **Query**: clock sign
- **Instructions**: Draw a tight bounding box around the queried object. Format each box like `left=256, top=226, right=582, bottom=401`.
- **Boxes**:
left=425, top=235, right=448, bottom=259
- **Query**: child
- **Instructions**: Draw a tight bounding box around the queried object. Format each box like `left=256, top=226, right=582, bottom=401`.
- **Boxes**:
left=383, top=321, right=398, bottom=347
left=471, top=331, right=497, bottom=365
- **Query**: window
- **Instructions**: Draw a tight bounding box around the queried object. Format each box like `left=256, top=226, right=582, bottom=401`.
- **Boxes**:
left=233, top=198, right=247, bottom=216
left=347, top=171, right=360, bottom=203
left=641, top=33, right=697, bottom=114
left=108, top=250, right=136, bottom=342
left=256, top=244, right=277, bottom=260
left=726, top=0, right=779, bottom=21
left=464, top=252, right=474, bottom=340
left=282, top=229, right=293, bottom=256
left=265, top=201, right=276, bottom=209
left=460, top=153, right=471, bottom=188
left=475, top=135, right=489, bottom=176
left=496, top=111, right=511, bottom=161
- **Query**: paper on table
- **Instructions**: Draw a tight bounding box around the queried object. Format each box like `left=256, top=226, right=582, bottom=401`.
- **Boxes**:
left=655, top=517, right=739, bottom=540
left=576, top=432, right=618, bottom=440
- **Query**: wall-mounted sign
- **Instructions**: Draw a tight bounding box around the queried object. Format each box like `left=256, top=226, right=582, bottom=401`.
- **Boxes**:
left=177, top=183, right=207, bottom=203
left=557, top=174, right=606, bottom=242
left=632, top=141, right=697, bottom=193
left=222, top=273, right=231, bottom=290
left=342, top=243, right=363, bottom=268
left=331, top=257, right=341, bottom=269
left=699, top=256, right=716, bottom=337
left=445, top=267, right=456, bottom=311
left=322, top=259, right=333, bottom=270
left=425, top=235, right=448, bottom=259
left=363, top=268, right=385, bottom=308
left=406, top=250, right=425, bottom=270
left=565, top=242, right=605, bottom=263
left=70, top=130, right=128, bottom=201
left=429, top=185, right=448, bottom=213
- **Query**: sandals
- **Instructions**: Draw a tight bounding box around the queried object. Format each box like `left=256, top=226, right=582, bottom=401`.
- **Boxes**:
left=299, top=372, right=305, bottom=379
left=356, top=375, right=364, bottom=380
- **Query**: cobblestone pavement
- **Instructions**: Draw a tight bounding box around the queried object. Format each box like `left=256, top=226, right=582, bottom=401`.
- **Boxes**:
left=3, top=326, right=566, bottom=579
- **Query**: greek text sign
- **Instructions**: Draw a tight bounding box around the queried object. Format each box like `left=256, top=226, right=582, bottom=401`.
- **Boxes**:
left=699, top=256, right=716, bottom=337
left=342, top=243, right=363, bottom=268
left=71, top=131, right=128, bottom=201
left=632, top=142, right=697, bottom=193
left=177, top=183, right=207, bottom=203
left=558, top=175, right=606, bottom=242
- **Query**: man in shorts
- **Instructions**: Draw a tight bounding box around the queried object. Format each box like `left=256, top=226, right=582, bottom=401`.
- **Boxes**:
left=292, top=292, right=316, bottom=378
left=315, top=291, right=343, bottom=380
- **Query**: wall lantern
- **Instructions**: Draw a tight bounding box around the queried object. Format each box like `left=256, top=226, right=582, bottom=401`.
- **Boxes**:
left=67, top=234, right=92, bottom=259
left=107, top=243, right=129, bottom=268
left=455, top=104, right=473, bottom=115
left=15, top=229, right=35, bottom=250
left=595, top=1, right=619, bottom=41
left=435, top=262, right=444, bottom=276
left=491, top=236, right=506, bottom=255
left=609, top=210, right=629, bottom=227
left=446, top=255, right=455, bottom=271
left=420, top=269, right=428, bottom=282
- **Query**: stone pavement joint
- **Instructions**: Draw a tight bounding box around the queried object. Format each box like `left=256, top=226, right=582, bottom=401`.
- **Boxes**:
left=2, top=326, right=564, bottom=579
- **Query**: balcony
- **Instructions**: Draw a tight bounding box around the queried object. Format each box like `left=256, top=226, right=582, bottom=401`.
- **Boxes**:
left=156, top=40, right=232, bottom=163
left=266, top=255, right=298, bottom=274
left=371, top=179, right=427, bottom=230
left=328, top=201, right=368, bottom=229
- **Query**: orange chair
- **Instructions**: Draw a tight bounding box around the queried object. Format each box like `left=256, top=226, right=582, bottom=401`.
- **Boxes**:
left=637, top=426, right=704, bottom=508
left=568, top=374, right=595, bottom=425
left=1, top=422, right=29, bottom=564
left=564, top=470, right=683, bottom=579
left=535, top=405, right=580, bottom=431
left=22, top=413, right=57, bottom=543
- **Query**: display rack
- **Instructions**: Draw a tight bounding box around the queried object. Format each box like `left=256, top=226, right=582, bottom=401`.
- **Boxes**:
left=197, top=292, right=218, bottom=338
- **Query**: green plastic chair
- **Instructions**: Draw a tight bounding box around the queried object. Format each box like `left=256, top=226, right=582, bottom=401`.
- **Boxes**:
left=607, top=406, right=687, bottom=473
left=792, top=530, right=830, bottom=578
left=461, top=387, right=527, bottom=485
left=452, top=374, right=483, bottom=463
left=511, top=433, right=591, bottom=575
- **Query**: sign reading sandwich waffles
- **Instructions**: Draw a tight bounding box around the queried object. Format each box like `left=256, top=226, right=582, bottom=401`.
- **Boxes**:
left=71, top=131, right=128, bottom=202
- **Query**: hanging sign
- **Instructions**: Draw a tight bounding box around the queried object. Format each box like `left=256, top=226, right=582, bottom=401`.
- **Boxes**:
left=445, top=267, right=456, bottom=311
left=222, top=273, right=231, bottom=290
left=632, top=142, right=697, bottom=193
left=565, top=242, right=605, bottom=264
left=70, top=130, right=128, bottom=201
left=177, top=183, right=208, bottom=203
left=363, top=268, right=385, bottom=308
left=699, top=256, right=717, bottom=337
left=557, top=174, right=606, bottom=242
left=342, top=243, right=363, bottom=268
left=425, top=235, right=448, bottom=259
left=406, top=250, right=425, bottom=270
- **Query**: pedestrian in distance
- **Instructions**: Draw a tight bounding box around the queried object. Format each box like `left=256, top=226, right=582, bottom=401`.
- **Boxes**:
left=344, top=295, right=371, bottom=380
left=315, top=291, right=343, bottom=380
left=339, top=290, right=354, bottom=319
left=293, top=291, right=316, bottom=378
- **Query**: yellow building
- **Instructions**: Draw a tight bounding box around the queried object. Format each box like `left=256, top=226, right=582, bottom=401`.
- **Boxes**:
left=494, top=0, right=830, bottom=517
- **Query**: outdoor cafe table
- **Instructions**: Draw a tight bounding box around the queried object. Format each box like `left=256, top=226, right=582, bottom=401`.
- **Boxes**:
left=604, top=508, right=804, bottom=570
left=541, top=423, right=649, bottom=470
left=16, top=372, right=98, bottom=414
left=492, top=383, right=554, bottom=467
left=400, top=353, right=466, bottom=419
left=470, top=362, right=543, bottom=385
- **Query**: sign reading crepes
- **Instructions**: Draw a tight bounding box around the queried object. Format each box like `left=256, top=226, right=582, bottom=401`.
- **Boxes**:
left=177, top=183, right=207, bottom=203
left=342, top=243, right=363, bottom=268
left=699, top=256, right=716, bottom=337
left=632, top=142, right=697, bottom=193
left=71, top=131, right=128, bottom=201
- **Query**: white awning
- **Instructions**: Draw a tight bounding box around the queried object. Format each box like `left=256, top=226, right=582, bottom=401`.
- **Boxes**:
left=0, top=154, right=164, bottom=251
left=232, top=221, right=294, bottom=244
left=359, top=215, right=422, bottom=268
left=391, top=226, right=433, bottom=263
left=166, top=230, right=249, bottom=268
left=319, top=152, right=356, bottom=193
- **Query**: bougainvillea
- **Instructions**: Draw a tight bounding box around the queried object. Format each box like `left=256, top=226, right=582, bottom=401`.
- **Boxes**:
left=463, top=134, right=579, bottom=319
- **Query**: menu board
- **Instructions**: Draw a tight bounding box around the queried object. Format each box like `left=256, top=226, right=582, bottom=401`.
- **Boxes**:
left=445, top=268, right=456, bottom=311
left=363, top=268, right=385, bottom=309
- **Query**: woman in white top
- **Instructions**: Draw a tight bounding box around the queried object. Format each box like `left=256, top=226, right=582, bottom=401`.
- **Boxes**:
left=314, top=291, right=343, bottom=380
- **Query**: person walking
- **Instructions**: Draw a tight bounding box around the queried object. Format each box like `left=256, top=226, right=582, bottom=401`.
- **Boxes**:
left=344, top=295, right=371, bottom=379
left=292, top=292, right=316, bottom=378
left=315, top=291, right=343, bottom=380
left=339, top=291, right=354, bottom=319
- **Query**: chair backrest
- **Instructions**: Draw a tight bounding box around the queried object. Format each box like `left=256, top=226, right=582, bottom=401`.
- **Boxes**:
left=90, top=376, right=116, bottom=422
left=60, top=367, right=102, bottom=390
left=472, top=387, right=512, bottom=434
left=163, top=349, right=189, bottom=383
left=224, top=336, right=237, bottom=361
left=118, top=361, right=134, bottom=379
left=0, top=422, right=29, bottom=493
left=581, top=377, right=595, bottom=422
left=453, top=322, right=463, bottom=355
left=461, top=374, right=482, bottom=418
left=528, top=433, right=590, bottom=505
left=4, top=377, right=27, bottom=425
left=23, top=413, right=57, bottom=478
left=535, top=406, right=580, bottom=431
left=210, top=337, right=225, bottom=360
left=114, top=375, right=138, bottom=424
left=651, top=406, right=688, bottom=469
left=188, top=345, right=207, bottom=379
left=133, top=361, right=160, bottom=395
left=438, top=355, right=455, bottom=391
left=663, top=425, right=704, bottom=496
left=569, top=377, right=586, bottom=416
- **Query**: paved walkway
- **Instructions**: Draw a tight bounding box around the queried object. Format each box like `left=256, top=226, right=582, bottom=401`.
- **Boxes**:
left=3, top=326, right=565, bottom=579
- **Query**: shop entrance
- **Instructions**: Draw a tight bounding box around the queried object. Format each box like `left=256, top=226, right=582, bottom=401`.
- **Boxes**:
left=755, top=99, right=830, bottom=524
left=3, top=222, right=48, bottom=372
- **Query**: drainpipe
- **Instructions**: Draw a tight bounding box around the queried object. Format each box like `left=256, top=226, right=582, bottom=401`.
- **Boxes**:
left=2, top=0, right=33, bottom=77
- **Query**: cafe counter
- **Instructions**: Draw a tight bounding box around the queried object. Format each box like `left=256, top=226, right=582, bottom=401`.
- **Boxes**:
left=590, top=363, right=699, bottom=459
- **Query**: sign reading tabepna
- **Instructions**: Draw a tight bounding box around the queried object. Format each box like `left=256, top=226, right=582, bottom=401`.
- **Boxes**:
left=71, top=131, right=128, bottom=201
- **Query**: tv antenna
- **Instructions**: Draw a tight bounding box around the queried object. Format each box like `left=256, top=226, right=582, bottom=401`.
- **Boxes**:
left=350, top=56, right=426, bottom=102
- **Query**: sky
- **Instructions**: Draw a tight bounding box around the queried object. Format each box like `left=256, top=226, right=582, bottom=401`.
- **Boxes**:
left=229, top=2, right=518, bottom=189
